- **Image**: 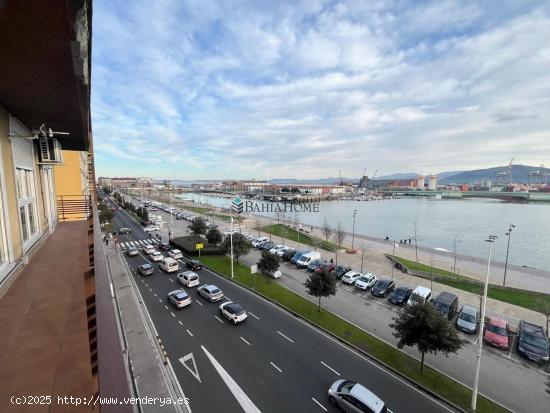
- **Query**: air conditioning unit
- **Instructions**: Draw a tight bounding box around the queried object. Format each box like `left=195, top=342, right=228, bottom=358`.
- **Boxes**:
left=37, top=137, right=63, bottom=164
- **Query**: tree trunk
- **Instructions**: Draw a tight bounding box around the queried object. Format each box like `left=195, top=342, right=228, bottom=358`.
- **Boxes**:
left=335, top=249, right=338, bottom=265
left=420, top=351, right=425, bottom=371
left=318, top=296, right=321, bottom=312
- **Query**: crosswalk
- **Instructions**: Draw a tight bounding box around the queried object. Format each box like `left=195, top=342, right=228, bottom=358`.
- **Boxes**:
left=119, top=239, right=156, bottom=250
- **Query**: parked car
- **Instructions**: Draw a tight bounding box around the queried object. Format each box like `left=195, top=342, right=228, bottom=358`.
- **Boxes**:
left=197, top=284, right=224, bottom=302
left=484, top=317, right=509, bottom=349
left=407, top=286, right=432, bottom=306
left=276, top=246, right=292, bottom=257
left=184, top=258, right=203, bottom=271
left=371, top=279, right=395, bottom=297
left=252, top=237, right=269, bottom=247
left=167, top=289, right=192, bottom=308
left=159, top=242, right=171, bottom=251
left=328, top=379, right=387, bottom=413
left=219, top=301, right=247, bottom=324
left=262, top=269, right=281, bottom=279
left=177, top=271, right=200, bottom=287
left=315, top=262, right=336, bottom=273
left=260, top=242, right=276, bottom=251
left=354, top=273, right=377, bottom=290
left=168, top=249, right=183, bottom=260
left=282, top=248, right=297, bottom=261
left=115, top=227, right=132, bottom=234
left=290, top=250, right=310, bottom=265
left=296, top=251, right=321, bottom=268
left=159, top=257, right=179, bottom=273
left=148, top=250, right=163, bottom=262
left=388, top=285, right=413, bottom=305
left=517, top=320, right=550, bottom=363
left=307, top=259, right=323, bottom=272
left=432, top=292, right=459, bottom=320
left=332, top=264, right=351, bottom=279
left=342, top=271, right=363, bottom=285
left=137, top=263, right=154, bottom=276
left=269, top=245, right=285, bottom=255
left=455, top=305, right=478, bottom=334
left=126, top=247, right=139, bottom=257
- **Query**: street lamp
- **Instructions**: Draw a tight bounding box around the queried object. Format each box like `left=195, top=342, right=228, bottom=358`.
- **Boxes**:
left=351, top=209, right=358, bottom=250
left=230, top=217, right=234, bottom=279
left=391, top=240, right=398, bottom=280
left=471, top=234, right=497, bottom=411
left=502, top=224, right=515, bottom=287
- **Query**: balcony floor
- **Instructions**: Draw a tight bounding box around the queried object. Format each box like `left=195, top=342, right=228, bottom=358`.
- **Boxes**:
left=0, top=221, right=95, bottom=412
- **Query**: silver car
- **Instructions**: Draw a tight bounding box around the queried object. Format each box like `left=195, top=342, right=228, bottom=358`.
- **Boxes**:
left=167, top=289, right=192, bottom=308
left=456, top=305, right=478, bottom=334
left=328, top=379, right=387, bottom=413
left=197, top=284, right=224, bottom=302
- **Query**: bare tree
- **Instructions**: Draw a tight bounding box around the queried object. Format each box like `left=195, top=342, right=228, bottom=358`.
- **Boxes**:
left=322, top=218, right=333, bottom=241
left=535, top=296, right=550, bottom=336
left=334, top=222, right=346, bottom=265
left=413, top=221, right=420, bottom=269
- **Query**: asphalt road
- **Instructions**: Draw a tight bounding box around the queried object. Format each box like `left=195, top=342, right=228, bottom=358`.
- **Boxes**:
left=110, top=205, right=457, bottom=413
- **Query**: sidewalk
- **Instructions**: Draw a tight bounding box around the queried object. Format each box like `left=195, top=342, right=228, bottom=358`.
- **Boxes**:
left=104, top=242, right=189, bottom=413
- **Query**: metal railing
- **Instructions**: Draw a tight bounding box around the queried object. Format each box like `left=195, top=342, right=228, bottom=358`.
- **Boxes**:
left=57, top=194, right=92, bottom=221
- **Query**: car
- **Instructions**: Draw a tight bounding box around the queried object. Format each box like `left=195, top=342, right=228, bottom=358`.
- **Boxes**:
left=177, top=271, right=200, bottom=287
left=315, top=262, right=336, bottom=273
left=168, top=249, right=183, bottom=260
left=342, top=270, right=363, bottom=285
left=260, top=242, right=276, bottom=251
left=144, top=225, right=159, bottom=232
left=159, top=257, right=179, bottom=273
left=371, top=279, right=395, bottom=297
left=276, top=246, right=291, bottom=257
left=353, top=273, right=377, bottom=290
left=388, top=285, right=413, bottom=305
left=516, top=320, right=549, bottom=363
left=144, top=244, right=156, bottom=254
left=148, top=250, right=163, bottom=262
left=137, top=263, right=154, bottom=276
left=456, top=305, right=478, bottom=334
left=332, top=264, right=351, bottom=279
left=252, top=237, right=269, bottom=247
left=290, top=250, right=310, bottom=265
left=159, top=242, right=171, bottom=251
left=184, top=258, right=203, bottom=271
left=126, top=247, right=139, bottom=257
left=328, top=379, right=387, bottom=413
left=484, top=317, right=509, bottom=349
left=282, top=248, right=297, bottom=261
left=197, top=284, right=224, bottom=302
left=167, top=289, right=192, bottom=308
left=262, top=269, right=281, bottom=279
left=307, top=259, right=322, bottom=272
left=115, top=227, right=132, bottom=234
left=407, top=286, right=432, bottom=306
left=432, top=292, right=459, bottom=320
left=269, top=245, right=285, bottom=254
left=219, top=301, right=247, bottom=324
left=223, top=229, right=237, bottom=237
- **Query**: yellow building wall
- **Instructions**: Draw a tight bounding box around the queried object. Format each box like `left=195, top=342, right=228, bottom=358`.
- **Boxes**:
left=54, top=150, right=88, bottom=221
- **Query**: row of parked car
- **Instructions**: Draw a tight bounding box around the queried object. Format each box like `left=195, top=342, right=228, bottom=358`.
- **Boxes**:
left=248, top=235, right=549, bottom=364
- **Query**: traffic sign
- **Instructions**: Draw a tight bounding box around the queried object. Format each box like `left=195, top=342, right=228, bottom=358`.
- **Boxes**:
left=195, top=243, right=204, bottom=250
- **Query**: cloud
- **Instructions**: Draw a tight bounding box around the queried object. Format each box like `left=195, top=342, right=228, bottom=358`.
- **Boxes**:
left=92, top=0, right=550, bottom=179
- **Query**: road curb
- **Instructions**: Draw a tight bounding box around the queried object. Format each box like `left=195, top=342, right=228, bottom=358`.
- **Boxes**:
left=203, top=263, right=513, bottom=413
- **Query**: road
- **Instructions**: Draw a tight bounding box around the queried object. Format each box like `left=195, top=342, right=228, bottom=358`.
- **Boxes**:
left=110, top=205, right=457, bottom=413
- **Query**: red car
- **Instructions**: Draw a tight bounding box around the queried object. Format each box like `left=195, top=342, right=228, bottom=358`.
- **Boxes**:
left=483, top=317, right=509, bottom=350
left=315, top=262, right=336, bottom=273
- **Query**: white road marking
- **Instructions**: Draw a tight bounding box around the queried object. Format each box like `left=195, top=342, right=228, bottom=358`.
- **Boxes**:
left=149, top=288, right=152, bottom=292
left=240, top=337, right=251, bottom=346
left=311, top=397, right=327, bottom=411
left=248, top=312, right=260, bottom=320
left=270, top=361, right=282, bottom=373
left=214, top=315, right=224, bottom=324
left=179, top=353, right=201, bottom=383
left=164, top=305, right=169, bottom=310
left=171, top=312, right=176, bottom=318
left=178, top=320, right=183, bottom=326
left=158, top=298, right=162, bottom=303
left=202, top=346, right=261, bottom=413
left=187, top=329, right=194, bottom=337
left=195, top=300, right=203, bottom=306
left=321, top=361, right=340, bottom=376
left=277, top=330, right=294, bottom=343
left=169, top=278, right=175, bottom=283
left=144, top=283, right=148, bottom=287
left=153, top=292, right=157, bottom=297
left=129, top=241, right=136, bottom=246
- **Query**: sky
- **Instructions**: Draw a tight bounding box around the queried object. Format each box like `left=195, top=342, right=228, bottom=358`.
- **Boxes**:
left=92, top=0, right=550, bottom=180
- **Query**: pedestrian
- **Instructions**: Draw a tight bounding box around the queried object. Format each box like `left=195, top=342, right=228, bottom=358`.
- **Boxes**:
left=330, top=258, right=333, bottom=264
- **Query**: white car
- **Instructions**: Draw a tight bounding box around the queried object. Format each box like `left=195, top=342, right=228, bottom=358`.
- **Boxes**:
left=252, top=237, right=269, bottom=247
left=342, top=271, right=363, bottom=285
left=149, top=250, right=163, bottom=262
left=223, top=229, right=237, bottom=237
left=144, top=244, right=156, bottom=253
left=168, top=289, right=192, bottom=308
left=219, top=301, right=247, bottom=324
left=144, top=225, right=159, bottom=232
left=269, top=245, right=284, bottom=254
left=168, top=249, right=183, bottom=260
left=354, top=273, right=378, bottom=290
left=263, top=269, right=281, bottom=279
left=177, top=271, right=200, bottom=287
left=197, top=284, right=224, bottom=302
left=276, top=246, right=291, bottom=257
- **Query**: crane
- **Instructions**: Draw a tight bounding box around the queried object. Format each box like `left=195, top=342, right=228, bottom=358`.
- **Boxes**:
left=338, top=170, right=344, bottom=186
left=372, top=169, right=378, bottom=180
left=508, top=157, right=514, bottom=185
left=362, top=168, right=367, bottom=178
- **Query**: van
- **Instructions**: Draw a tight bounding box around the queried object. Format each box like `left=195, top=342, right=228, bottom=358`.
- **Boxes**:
left=432, top=292, right=458, bottom=319
left=160, top=257, right=179, bottom=273
left=252, top=237, right=269, bottom=247
left=296, top=251, right=322, bottom=268
left=407, top=286, right=432, bottom=306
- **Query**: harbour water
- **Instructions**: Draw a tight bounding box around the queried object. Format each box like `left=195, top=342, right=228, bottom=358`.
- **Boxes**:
left=178, top=193, right=550, bottom=270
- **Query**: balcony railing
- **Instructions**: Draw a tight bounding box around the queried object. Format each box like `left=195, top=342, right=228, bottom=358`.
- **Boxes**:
left=57, top=194, right=92, bottom=221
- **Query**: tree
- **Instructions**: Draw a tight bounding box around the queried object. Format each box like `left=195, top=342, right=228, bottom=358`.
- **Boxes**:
left=390, top=302, right=465, bottom=371
left=189, top=216, right=207, bottom=235
left=534, top=296, right=550, bottom=335
left=322, top=218, right=333, bottom=241
left=220, top=233, right=251, bottom=263
left=99, top=205, right=113, bottom=225
left=334, top=222, right=346, bottom=265
left=257, top=250, right=279, bottom=275
left=304, top=270, right=337, bottom=312
left=206, top=227, right=222, bottom=245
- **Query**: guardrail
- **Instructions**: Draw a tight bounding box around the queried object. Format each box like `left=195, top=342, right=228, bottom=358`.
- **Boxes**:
left=57, top=194, right=92, bottom=221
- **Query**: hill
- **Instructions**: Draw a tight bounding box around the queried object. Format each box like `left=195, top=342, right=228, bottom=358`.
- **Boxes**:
left=439, top=164, right=549, bottom=184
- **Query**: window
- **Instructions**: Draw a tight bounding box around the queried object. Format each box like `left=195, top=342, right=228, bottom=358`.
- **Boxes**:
left=16, top=168, right=38, bottom=242
left=0, top=177, right=8, bottom=265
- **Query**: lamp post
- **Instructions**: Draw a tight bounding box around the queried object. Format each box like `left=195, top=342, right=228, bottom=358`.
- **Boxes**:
left=391, top=240, right=398, bottom=280
left=471, top=234, right=497, bottom=411
left=361, top=243, right=365, bottom=273
left=230, top=217, right=234, bottom=279
left=502, top=224, right=515, bottom=287
left=169, top=190, right=174, bottom=240
left=351, top=209, right=357, bottom=250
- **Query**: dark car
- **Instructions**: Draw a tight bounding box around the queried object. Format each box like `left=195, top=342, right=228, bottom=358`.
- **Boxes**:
left=159, top=242, right=171, bottom=251
left=432, top=292, right=459, bottom=320
left=260, top=242, right=276, bottom=251
left=371, top=279, right=395, bottom=297
left=388, top=285, right=413, bottom=305
left=315, top=262, right=336, bottom=273
left=114, top=227, right=132, bottom=235
left=282, top=248, right=297, bottom=261
left=517, top=320, right=549, bottom=363
left=332, top=264, right=351, bottom=279
left=290, top=251, right=309, bottom=265
left=307, top=259, right=323, bottom=272
left=184, top=258, right=203, bottom=271
left=137, top=263, right=154, bottom=276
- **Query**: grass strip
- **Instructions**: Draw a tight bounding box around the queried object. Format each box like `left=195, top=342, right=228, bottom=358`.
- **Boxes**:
left=258, top=223, right=339, bottom=252
left=200, top=255, right=509, bottom=413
